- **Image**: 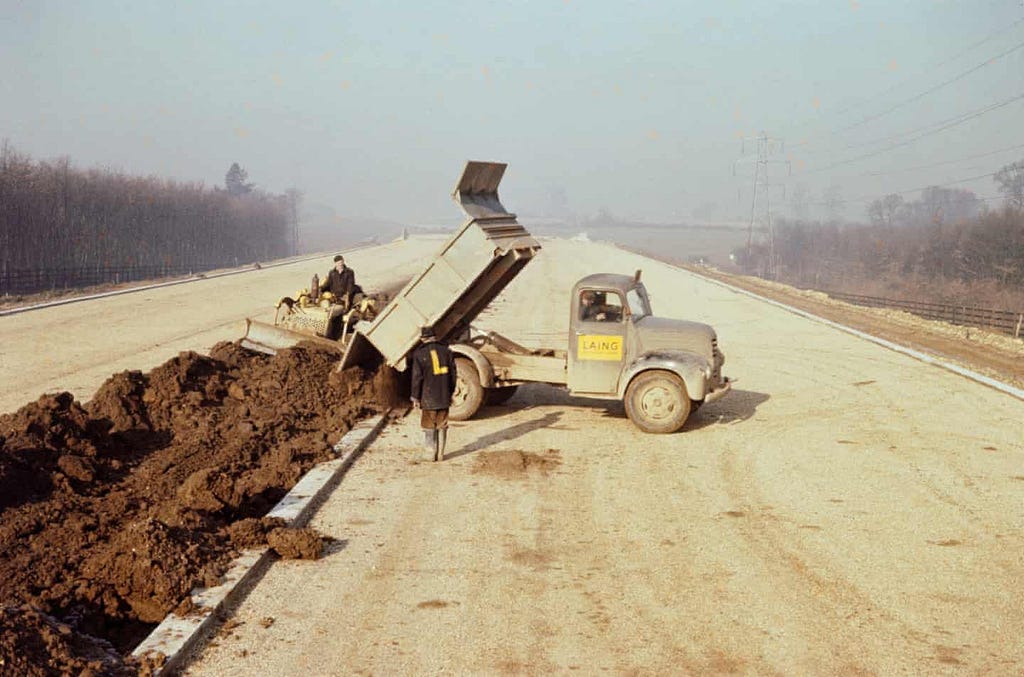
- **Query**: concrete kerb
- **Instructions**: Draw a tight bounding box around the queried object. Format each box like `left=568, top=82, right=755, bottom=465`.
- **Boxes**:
left=664, top=260, right=1024, bottom=403
left=131, top=411, right=392, bottom=675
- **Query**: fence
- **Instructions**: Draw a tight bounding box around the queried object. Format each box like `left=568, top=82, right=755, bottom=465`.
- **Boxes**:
left=0, top=264, right=225, bottom=296
left=824, top=290, right=1024, bottom=339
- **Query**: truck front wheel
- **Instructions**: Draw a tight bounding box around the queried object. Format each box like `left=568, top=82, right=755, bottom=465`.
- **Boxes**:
left=450, top=357, right=484, bottom=421
left=624, top=370, right=691, bottom=434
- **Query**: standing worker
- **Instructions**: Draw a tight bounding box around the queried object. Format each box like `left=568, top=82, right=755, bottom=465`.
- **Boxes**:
left=410, top=325, right=457, bottom=462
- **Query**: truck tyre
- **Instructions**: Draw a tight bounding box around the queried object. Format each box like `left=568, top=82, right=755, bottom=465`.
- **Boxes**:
left=624, top=370, right=691, bottom=434
left=450, top=357, right=484, bottom=421
left=485, top=385, right=519, bottom=405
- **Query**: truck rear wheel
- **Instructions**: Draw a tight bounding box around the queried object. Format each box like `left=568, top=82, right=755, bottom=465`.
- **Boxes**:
left=450, top=357, right=484, bottom=421
left=624, top=370, right=691, bottom=434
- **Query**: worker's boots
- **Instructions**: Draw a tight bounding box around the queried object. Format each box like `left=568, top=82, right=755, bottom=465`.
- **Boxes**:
left=436, top=428, right=447, bottom=462
left=421, top=428, right=447, bottom=462
left=422, top=429, right=438, bottom=462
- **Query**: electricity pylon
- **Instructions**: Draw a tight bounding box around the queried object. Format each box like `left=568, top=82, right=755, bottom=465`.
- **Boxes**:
left=734, top=131, right=789, bottom=279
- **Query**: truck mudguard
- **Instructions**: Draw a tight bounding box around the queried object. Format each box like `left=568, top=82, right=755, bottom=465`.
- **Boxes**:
left=617, top=352, right=713, bottom=401
left=450, top=343, right=496, bottom=388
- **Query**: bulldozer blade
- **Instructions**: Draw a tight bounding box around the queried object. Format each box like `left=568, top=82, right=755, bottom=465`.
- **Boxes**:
left=239, top=319, right=342, bottom=356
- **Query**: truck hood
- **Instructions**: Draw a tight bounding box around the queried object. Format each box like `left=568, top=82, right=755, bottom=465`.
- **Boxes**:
left=634, top=316, right=716, bottom=359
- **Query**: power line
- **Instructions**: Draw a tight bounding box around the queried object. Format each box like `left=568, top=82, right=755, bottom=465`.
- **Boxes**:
left=865, top=170, right=995, bottom=200
left=819, top=15, right=1024, bottom=122
left=842, top=96, right=1024, bottom=151
left=802, top=193, right=1008, bottom=208
left=823, top=17, right=1024, bottom=124
left=794, top=91, right=1024, bottom=176
left=795, top=93, right=1011, bottom=154
left=787, top=17, right=1024, bottom=147
left=833, top=37, right=1024, bottom=135
left=817, top=141, right=1024, bottom=182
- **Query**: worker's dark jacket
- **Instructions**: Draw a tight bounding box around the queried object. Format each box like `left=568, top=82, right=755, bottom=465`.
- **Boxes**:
left=320, top=266, right=356, bottom=301
left=410, top=340, right=457, bottom=410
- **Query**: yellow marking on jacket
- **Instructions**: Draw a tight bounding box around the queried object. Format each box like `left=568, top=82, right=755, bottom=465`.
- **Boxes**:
left=430, top=349, right=449, bottom=375
left=577, top=335, right=623, bottom=361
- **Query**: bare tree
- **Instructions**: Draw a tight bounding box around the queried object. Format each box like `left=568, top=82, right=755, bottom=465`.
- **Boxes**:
left=868, top=193, right=905, bottom=227
left=790, top=183, right=811, bottom=221
left=919, top=186, right=980, bottom=225
left=994, top=159, right=1024, bottom=209
left=822, top=185, right=844, bottom=223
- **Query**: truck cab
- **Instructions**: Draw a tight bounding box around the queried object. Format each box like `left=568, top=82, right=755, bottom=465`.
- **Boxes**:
left=566, top=271, right=729, bottom=431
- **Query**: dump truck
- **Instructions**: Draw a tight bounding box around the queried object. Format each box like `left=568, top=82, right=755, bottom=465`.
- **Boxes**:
left=450, top=269, right=731, bottom=433
left=244, top=160, right=730, bottom=433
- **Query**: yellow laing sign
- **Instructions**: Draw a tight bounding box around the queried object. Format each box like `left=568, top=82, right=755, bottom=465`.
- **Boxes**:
left=577, top=334, right=623, bottom=361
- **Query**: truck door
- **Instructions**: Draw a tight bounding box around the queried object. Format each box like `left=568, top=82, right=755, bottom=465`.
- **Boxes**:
left=568, top=289, right=628, bottom=395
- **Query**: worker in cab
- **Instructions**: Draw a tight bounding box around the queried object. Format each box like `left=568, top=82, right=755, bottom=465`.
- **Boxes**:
left=410, top=325, right=457, bottom=462
left=580, top=290, right=619, bottom=322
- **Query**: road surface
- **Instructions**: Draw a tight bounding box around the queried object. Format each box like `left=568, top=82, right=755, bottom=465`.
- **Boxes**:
left=168, top=238, right=1024, bottom=675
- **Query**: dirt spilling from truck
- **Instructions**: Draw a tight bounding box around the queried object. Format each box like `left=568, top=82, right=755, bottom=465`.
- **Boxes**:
left=0, top=341, right=405, bottom=674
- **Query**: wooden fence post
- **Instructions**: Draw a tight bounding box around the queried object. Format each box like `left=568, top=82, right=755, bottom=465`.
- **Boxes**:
left=1016, top=314, right=1022, bottom=339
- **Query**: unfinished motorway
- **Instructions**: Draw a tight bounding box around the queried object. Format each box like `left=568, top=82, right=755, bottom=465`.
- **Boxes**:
left=2, top=196, right=1023, bottom=674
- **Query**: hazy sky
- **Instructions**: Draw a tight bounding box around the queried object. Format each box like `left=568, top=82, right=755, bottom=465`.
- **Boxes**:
left=2, top=1, right=1023, bottom=224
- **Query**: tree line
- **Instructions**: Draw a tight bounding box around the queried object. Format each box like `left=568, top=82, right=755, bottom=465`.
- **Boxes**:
left=738, top=159, right=1024, bottom=307
left=0, top=142, right=298, bottom=294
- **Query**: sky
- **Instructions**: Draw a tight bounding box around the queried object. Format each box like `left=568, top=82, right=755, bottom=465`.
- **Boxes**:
left=2, top=0, right=1023, bottom=225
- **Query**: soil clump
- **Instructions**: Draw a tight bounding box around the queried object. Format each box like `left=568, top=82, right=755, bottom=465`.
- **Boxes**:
left=0, top=341, right=403, bottom=673
left=470, top=449, right=562, bottom=479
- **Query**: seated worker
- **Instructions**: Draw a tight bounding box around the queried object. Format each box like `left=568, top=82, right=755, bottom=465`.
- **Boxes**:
left=320, top=254, right=357, bottom=309
left=320, top=254, right=360, bottom=339
left=579, top=290, right=621, bottom=322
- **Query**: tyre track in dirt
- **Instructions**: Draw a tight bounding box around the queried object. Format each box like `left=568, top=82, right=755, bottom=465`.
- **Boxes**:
left=715, top=442, right=1022, bottom=672
left=710, top=332, right=1024, bottom=672
left=716, top=444, right=920, bottom=668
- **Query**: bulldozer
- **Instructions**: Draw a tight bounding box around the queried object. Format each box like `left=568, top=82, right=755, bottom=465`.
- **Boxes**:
left=240, top=275, right=384, bottom=355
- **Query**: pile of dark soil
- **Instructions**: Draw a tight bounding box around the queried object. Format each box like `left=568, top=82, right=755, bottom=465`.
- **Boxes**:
left=0, top=341, right=405, bottom=674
